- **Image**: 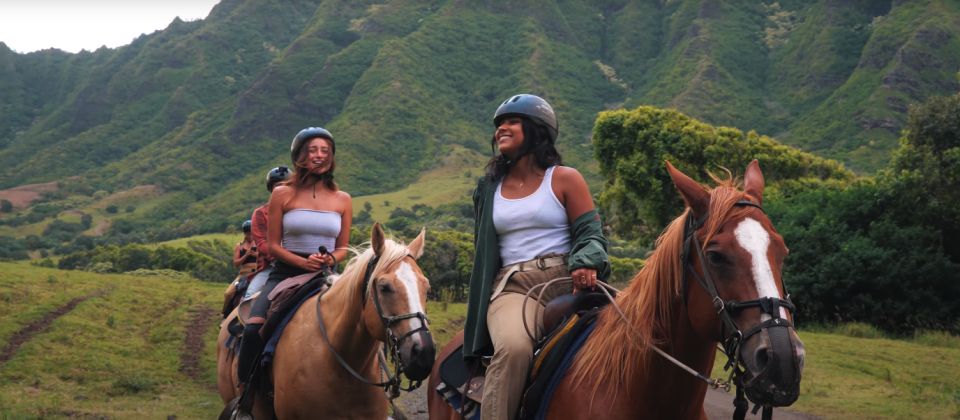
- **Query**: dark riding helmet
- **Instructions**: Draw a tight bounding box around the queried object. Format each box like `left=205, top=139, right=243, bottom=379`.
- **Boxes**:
left=265, top=165, right=291, bottom=192
left=290, top=127, right=335, bottom=165
left=241, top=220, right=252, bottom=233
left=493, top=94, right=558, bottom=143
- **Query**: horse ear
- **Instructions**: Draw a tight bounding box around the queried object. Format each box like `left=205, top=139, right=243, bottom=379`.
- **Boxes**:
left=666, top=160, right=709, bottom=218
left=407, top=227, right=426, bottom=260
left=744, top=159, right=764, bottom=205
left=372, top=222, right=385, bottom=257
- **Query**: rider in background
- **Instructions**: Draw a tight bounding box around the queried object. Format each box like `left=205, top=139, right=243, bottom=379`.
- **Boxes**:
left=242, top=166, right=292, bottom=302
left=462, top=94, right=611, bottom=420
left=235, top=127, right=353, bottom=410
left=223, top=220, right=258, bottom=317
left=233, top=220, right=258, bottom=274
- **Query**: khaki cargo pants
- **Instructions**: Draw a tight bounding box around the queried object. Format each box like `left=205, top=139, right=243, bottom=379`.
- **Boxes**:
left=482, top=254, right=570, bottom=420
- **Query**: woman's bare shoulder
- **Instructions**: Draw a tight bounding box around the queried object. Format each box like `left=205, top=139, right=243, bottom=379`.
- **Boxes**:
left=271, top=184, right=295, bottom=197
left=553, top=166, right=587, bottom=184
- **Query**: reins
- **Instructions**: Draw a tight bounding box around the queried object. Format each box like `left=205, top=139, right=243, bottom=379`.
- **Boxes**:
left=520, top=198, right=797, bottom=420
left=521, top=277, right=731, bottom=391
left=314, top=252, right=429, bottom=407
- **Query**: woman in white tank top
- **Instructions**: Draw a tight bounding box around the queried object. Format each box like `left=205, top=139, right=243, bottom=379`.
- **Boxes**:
left=235, top=127, right=353, bottom=410
left=465, top=94, right=611, bottom=420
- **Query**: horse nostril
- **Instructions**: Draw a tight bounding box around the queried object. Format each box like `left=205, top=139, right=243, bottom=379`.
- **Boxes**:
left=754, top=346, right=770, bottom=372
left=411, top=342, right=422, bottom=357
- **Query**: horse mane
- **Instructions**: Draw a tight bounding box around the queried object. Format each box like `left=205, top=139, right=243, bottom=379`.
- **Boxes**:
left=330, top=238, right=412, bottom=304
left=567, top=171, right=749, bottom=401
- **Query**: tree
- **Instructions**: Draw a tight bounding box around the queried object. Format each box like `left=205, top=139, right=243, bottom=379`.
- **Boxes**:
left=0, top=199, right=12, bottom=213
left=884, top=93, right=960, bottom=260
left=592, top=106, right=852, bottom=241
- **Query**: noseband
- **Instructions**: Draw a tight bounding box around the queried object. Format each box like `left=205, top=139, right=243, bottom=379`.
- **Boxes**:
left=316, top=253, right=430, bottom=401
left=681, top=199, right=797, bottom=420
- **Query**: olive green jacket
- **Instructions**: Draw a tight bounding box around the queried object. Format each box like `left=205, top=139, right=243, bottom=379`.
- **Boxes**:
left=462, top=175, right=611, bottom=360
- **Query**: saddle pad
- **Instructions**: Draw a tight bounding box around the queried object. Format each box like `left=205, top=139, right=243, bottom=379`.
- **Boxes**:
left=261, top=285, right=324, bottom=366
left=521, top=309, right=601, bottom=420
left=439, top=344, right=470, bottom=389
left=436, top=345, right=483, bottom=417
left=531, top=314, right=580, bottom=380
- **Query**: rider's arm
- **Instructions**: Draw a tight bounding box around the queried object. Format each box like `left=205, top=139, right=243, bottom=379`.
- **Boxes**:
left=554, top=166, right=608, bottom=290
left=326, top=192, right=352, bottom=267
left=232, top=243, right=245, bottom=268
left=251, top=207, right=269, bottom=258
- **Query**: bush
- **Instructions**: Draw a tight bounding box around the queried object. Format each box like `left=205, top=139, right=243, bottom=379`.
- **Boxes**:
left=57, top=239, right=234, bottom=282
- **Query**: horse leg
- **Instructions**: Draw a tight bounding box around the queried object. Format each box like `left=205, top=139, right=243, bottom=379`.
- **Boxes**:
left=217, top=311, right=241, bottom=403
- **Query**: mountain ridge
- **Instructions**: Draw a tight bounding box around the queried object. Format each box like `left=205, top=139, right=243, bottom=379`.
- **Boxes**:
left=1, top=0, right=958, bottom=240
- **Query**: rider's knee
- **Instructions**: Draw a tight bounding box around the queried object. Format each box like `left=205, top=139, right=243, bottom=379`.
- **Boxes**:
left=494, top=338, right=533, bottom=361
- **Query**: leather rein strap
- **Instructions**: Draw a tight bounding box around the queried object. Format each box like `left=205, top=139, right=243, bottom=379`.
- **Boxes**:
left=314, top=253, right=429, bottom=401
left=682, top=199, right=796, bottom=420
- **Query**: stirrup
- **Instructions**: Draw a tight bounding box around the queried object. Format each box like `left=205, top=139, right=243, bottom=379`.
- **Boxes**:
left=231, top=408, right=253, bottom=420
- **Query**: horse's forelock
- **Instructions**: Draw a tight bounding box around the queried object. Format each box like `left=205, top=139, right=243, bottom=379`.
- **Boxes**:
left=336, top=239, right=415, bottom=303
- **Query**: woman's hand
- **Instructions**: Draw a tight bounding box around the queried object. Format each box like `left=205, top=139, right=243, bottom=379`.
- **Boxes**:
left=302, top=253, right=325, bottom=271
left=571, top=267, right=598, bottom=293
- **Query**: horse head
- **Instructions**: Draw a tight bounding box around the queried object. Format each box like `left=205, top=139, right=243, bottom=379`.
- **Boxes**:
left=359, top=223, right=436, bottom=381
left=667, top=160, right=805, bottom=407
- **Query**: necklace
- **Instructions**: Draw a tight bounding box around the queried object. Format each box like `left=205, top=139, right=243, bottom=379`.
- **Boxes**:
left=514, top=172, right=542, bottom=190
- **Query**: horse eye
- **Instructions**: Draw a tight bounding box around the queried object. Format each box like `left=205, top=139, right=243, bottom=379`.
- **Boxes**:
left=706, top=251, right=727, bottom=266
left=379, top=283, right=394, bottom=294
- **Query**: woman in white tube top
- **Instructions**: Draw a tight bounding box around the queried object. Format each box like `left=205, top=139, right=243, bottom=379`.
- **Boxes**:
left=235, top=126, right=352, bottom=402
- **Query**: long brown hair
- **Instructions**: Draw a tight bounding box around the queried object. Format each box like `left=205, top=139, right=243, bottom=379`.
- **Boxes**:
left=285, top=137, right=338, bottom=191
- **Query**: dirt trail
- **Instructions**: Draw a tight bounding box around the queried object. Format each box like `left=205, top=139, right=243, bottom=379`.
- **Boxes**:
left=0, top=291, right=106, bottom=364
left=180, top=304, right=219, bottom=388
left=394, top=385, right=818, bottom=419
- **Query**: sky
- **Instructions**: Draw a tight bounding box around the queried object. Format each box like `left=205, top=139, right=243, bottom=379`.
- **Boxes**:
left=0, top=1, right=221, bottom=53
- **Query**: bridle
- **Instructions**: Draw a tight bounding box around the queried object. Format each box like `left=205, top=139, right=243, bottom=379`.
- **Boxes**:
left=681, top=199, right=797, bottom=420
left=315, top=253, right=431, bottom=402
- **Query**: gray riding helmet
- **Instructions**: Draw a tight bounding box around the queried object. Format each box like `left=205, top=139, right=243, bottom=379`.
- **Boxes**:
left=265, top=166, right=291, bottom=191
left=493, top=94, right=558, bottom=143
left=290, top=127, right=334, bottom=165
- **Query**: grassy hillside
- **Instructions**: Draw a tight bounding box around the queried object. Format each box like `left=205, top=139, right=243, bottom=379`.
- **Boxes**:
left=0, top=262, right=956, bottom=417
left=1, top=0, right=959, bottom=249
left=0, top=262, right=223, bottom=418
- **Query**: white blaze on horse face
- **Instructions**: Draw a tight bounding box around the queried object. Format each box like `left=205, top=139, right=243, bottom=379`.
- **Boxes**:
left=734, top=218, right=787, bottom=319
left=396, top=262, right=425, bottom=345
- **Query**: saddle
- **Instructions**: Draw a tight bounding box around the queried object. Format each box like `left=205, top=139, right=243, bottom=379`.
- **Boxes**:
left=435, top=292, right=610, bottom=419
left=224, top=270, right=329, bottom=348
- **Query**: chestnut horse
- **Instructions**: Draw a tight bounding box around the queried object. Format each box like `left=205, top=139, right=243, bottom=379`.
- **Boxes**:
left=428, top=160, right=804, bottom=419
left=218, top=223, right=435, bottom=419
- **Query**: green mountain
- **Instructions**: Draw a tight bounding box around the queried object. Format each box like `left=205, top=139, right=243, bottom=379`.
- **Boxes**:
left=1, top=0, right=958, bottom=242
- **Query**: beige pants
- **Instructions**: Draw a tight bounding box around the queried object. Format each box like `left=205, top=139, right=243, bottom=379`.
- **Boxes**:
left=482, top=261, right=570, bottom=420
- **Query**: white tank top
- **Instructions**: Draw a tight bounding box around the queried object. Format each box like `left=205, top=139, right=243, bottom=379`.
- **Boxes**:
left=493, top=166, right=571, bottom=266
left=281, top=209, right=340, bottom=255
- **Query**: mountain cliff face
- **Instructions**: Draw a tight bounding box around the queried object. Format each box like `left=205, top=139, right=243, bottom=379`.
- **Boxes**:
left=1, top=0, right=957, bottom=237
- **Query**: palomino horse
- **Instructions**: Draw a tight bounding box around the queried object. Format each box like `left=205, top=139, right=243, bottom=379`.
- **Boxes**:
left=428, top=160, right=804, bottom=419
left=217, top=223, right=435, bottom=419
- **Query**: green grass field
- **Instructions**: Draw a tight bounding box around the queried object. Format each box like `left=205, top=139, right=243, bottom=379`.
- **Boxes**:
left=0, top=261, right=224, bottom=418
left=352, top=145, right=487, bottom=222
left=0, top=261, right=957, bottom=418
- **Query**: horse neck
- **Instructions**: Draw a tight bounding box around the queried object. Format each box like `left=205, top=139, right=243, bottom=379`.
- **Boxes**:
left=627, top=296, right=717, bottom=415
left=317, top=271, right=380, bottom=363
